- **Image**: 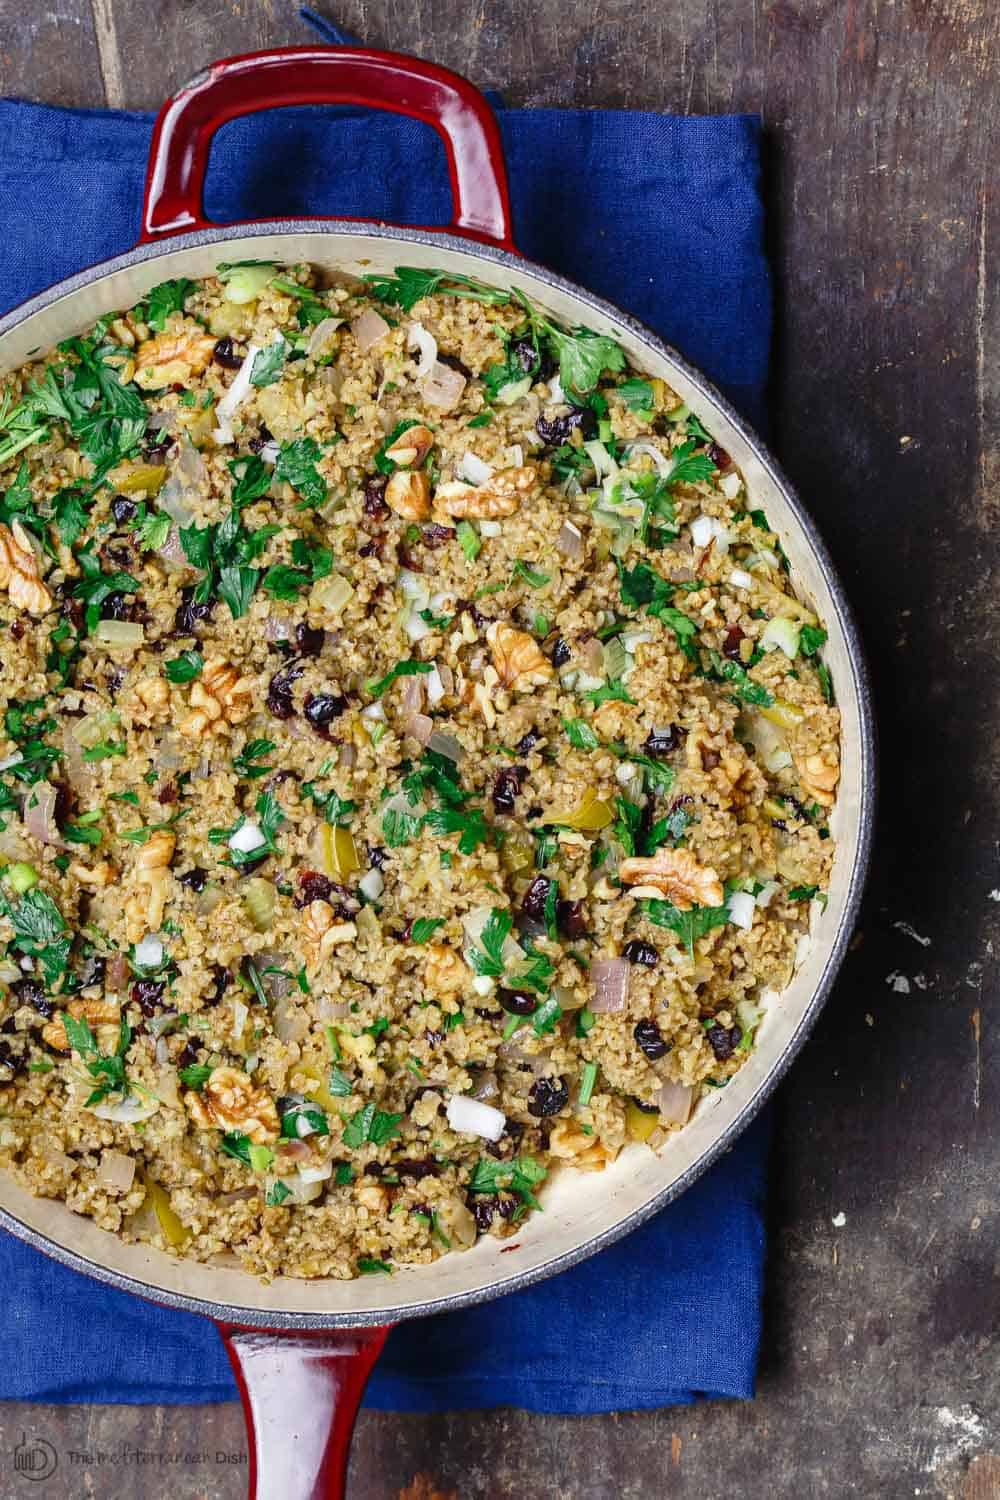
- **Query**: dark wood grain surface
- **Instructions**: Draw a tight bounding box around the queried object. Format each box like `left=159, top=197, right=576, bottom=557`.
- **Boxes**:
left=1, top=1, right=999, bottom=1496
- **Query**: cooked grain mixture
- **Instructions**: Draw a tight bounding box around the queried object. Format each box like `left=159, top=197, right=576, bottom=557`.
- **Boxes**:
left=0, top=261, right=839, bottom=1278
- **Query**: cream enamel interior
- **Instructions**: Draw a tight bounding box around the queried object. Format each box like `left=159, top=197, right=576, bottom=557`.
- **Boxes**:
left=0, top=228, right=872, bottom=1323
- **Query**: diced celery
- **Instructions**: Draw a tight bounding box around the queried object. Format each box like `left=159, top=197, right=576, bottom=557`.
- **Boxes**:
left=7, top=862, right=38, bottom=893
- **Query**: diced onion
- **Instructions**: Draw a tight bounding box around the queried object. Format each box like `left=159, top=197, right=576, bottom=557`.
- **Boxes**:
left=425, top=664, right=446, bottom=706
left=422, top=361, right=467, bottom=410
left=730, top=568, right=753, bottom=590
left=259, top=440, right=280, bottom=464
left=584, top=439, right=619, bottom=479
left=427, top=730, right=464, bottom=762
left=557, top=520, right=584, bottom=560
left=401, top=674, right=426, bottom=715
left=134, top=934, right=164, bottom=967
left=90, top=1092, right=160, bottom=1124
left=548, top=375, right=565, bottom=403
left=407, top=322, right=438, bottom=377
left=495, top=375, right=531, bottom=406
left=311, top=574, right=354, bottom=616
left=359, top=869, right=384, bottom=901
left=736, top=998, right=762, bottom=1033
left=98, top=1149, right=136, bottom=1192
left=728, top=891, right=756, bottom=930
left=299, top=1160, right=334, bottom=1184
left=23, top=783, right=62, bottom=847
left=351, top=308, right=390, bottom=352
left=656, top=1081, right=693, bottom=1126
left=591, top=957, right=630, bottom=1013
left=231, top=997, right=249, bottom=1037
left=479, top=520, right=501, bottom=538
left=472, top=976, right=496, bottom=998
left=446, top=1093, right=506, bottom=1142
left=213, top=343, right=260, bottom=445
left=362, top=702, right=386, bottom=723
left=405, top=611, right=432, bottom=642
left=93, top=620, right=144, bottom=649
left=764, top=747, right=793, bottom=773
left=720, top=471, right=743, bottom=499
left=755, top=881, right=781, bottom=908
left=623, top=440, right=671, bottom=475
left=458, top=451, right=493, bottom=485
left=403, top=712, right=433, bottom=746
left=691, top=514, right=729, bottom=550
left=306, top=317, right=343, bottom=357
left=230, top=822, right=266, bottom=855
left=761, top=616, right=801, bottom=659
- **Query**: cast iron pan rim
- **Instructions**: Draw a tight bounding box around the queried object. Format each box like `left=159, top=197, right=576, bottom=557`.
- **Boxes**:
left=0, top=221, right=877, bottom=1326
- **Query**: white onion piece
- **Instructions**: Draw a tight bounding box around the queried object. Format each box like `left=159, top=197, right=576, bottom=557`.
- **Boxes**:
left=446, top=1093, right=506, bottom=1142
left=720, top=471, right=742, bottom=499
left=264, top=616, right=294, bottom=642
left=591, top=957, right=630, bottom=1013
left=472, top=975, right=495, bottom=997
left=401, top=674, right=426, bottom=715
left=155, top=524, right=187, bottom=569
left=213, top=343, right=260, bottom=445
left=729, top=568, right=753, bottom=590
left=0, top=959, right=19, bottom=983
left=90, top=1092, right=160, bottom=1124
left=425, top=664, right=446, bottom=706
left=274, top=995, right=309, bottom=1044
left=422, top=361, right=466, bottom=410
left=755, top=881, right=781, bottom=908
left=656, top=1081, right=693, bottom=1126
left=472, top=1070, right=500, bottom=1103
left=407, top=321, right=438, bottom=377
left=623, top=440, right=671, bottom=475
left=405, top=611, right=432, bottom=643
left=403, top=713, right=433, bottom=746
left=230, top=822, right=266, bottom=855
left=0, top=752, right=22, bottom=772
left=339, top=744, right=357, bottom=769
left=23, top=783, right=62, bottom=847
left=691, top=514, right=729, bottom=549
left=728, top=891, right=756, bottom=931
left=317, top=997, right=351, bottom=1021
left=97, top=1149, right=136, bottom=1193
left=351, top=308, right=390, bottom=352
left=94, top=620, right=144, bottom=649
left=761, top=616, right=801, bottom=659
left=299, top=1160, right=334, bottom=1184
left=306, top=317, right=343, bottom=357
left=507, top=443, right=524, bottom=468
left=584, top=439, right=618, bottom=479
left=258, top=440, right=280, bottom=464
left=231, top=997, right=249, bottom=1038
left=548, top=375, right=565, bottom=403
left=362, top=702, right=386, bottom=723
left=427, top=730, right=463, bottom=762
left=135, top=934, right=164, bottom=967
left=458, top=451, right=493, bottom=486
left=479, top=520, right=501, bottom=538
left=359, top=869, right=384, bottom=901
left=155, top=1037, right=170, bottom=1066
left=557, top=520, right=584, bottom=560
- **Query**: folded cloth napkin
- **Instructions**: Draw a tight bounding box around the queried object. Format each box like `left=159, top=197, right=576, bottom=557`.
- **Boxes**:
left=0, top=34, right=772, bottom=1411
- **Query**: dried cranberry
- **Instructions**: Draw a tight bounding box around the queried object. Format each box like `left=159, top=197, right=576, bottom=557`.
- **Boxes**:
left=634, top=1018, right=669, bottom=1060
left=212, top=336, right=244, bottom=370
left=267, top=659, right=304, bottom=718
left=528, top=1076, right=569, bottom=1117
left=475, top=1006, right=504, bottom=1021
left=705, top=1022, right=742, bottom=1061
left=363, top=1161, right=386, bottom=1179
left=174, top=1038, right=199, bottom=1071
left=367, top=845, right=388, bottom=870
left=248, top=424, right=274, bottom=454
left=363, top=475, right=389, bottom=521
left=709, top=443, right=731, bottom=471
left=11, top=976, right=52, bottom=1017
left=394, top=1159, right=441, bottom=1181
left=174, top=586, right=215, bottom=635
left=295, top=870, right=333, bottom=908
left=424, top=1028, right=444, bottom=1046
left=178, top=865, right=208, bottom=893
left=143, top=428, right=173, bottom=463
left=157, top=781, right=177, bottom=805
left=303, top=692, right=347, bottom=735
left=492, top=765, right=527, bottom=814
left=295, top=623, right=325, bottom=657
left=556, top=899, right=587, bottom=939
left=722, top=625, right=745, bottom=662
left=472, top=1197, right=496, bottom=1233
left=111, top=495, right=137, bottom=525
left=423, top=523, right=456, bottom=548
left=358, top=539, right=383, bottom=559
left=0, top=1040, right=24, bottom=1079
left=644, top=725, right=683, bottom=757
left=131, top=978, right=166, bottom=1016
left=205, top=966, right=230, bottom=1006
left=508, top=334, right=555, bottom=382
left=499, top=989, right=537, bottom=1017
left=623, top=939, right=659, bottom=968
left=52, top=782, right=75, bottom=828
left=496, top=1191, right=520, bottom=1220
left=516, top=730, right=540, bottom=754
left=550, top=636, right=571, bottom=667
left=105, top=665, right=127, bottom=696
left=521, top=875, right=554, bottom=924
left=9, top=618, right=25, bottom=641
left=536, top=405, right=597, bottom=446
left=101, top=591, right=133, bottom=622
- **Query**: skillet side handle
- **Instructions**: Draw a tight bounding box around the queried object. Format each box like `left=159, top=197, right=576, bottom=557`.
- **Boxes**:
left=140, top=46, right=517, bottom=251
left=217, top=1321, right=391, bottom=1500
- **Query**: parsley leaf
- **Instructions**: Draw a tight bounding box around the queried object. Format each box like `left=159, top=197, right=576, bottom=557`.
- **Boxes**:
left=644, top=898, right=730, bottom=957
left=364, top=266, right=512, bottom=312
left=260, top=564, right=311, bottom=600
left=582, top=677, right=635, bottom=707
left=468, top=1154, right=547, bottom=1210
left=217, top=564, right=259, bottom=620
left=179, top=1062, right=212, bottom=1091
left=616, top=378, right=656, bottom=416
left=563, top=717, right=600, bottom=751
left=229, top=454, right=272, bottom=507
left=423, top=805, right=491, bottom=855
left=366, top=659, right=433, bottom=699
left=456, top=520, right=481, bottom=561
left=342, top=1102, right=404, bottom=1148
left=467, top=908, right=512, bottom=980
left=232, top=739, right=276, bottom=780
left=787, top=884, right=820, bottom=901
left=165, top=650, right=203, bottom=684
left=709, top=651, right=773, bottom=707
left=250, top=335, right=288, bottom=387
left=544, top=325, right=626, bottom=397
left=140, top=278, right=195, bottom=332
left=410, top=917, right=445, bottom=944
left=274, top=438, right=327, bottom=508
left=510, top=559, right=550, bottom=589
left=612, top=796, right=642, bottom=856
left=799, top=624, right=828, bottom=657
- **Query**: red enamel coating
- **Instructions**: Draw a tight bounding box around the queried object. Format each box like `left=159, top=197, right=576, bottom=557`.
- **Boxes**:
left=217, top=1322, right=391, bottom=1499
left=140, top=46, right=517, bottom=250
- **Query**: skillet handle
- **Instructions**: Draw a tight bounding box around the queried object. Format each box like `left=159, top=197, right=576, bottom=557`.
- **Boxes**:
left=140, top=46, right=517, bottom=250
left=217, top=1321, right=391, bottom=1500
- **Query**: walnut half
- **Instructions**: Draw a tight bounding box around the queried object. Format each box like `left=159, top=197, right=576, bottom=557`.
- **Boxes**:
left=42, top=997, right=121, bottom=1054
left=423, top=942, right=469, bottom=998
left=184, top=1065, right=280, bottom=1144
left=486, top=622, right=554, bottom=691
left=619, top=847, right=724, bottom=910
left=179, top=658, right=253, bottom=738
left=434, top=465, right=539, bottom=519
left=134, top=326, right=217, bottom=390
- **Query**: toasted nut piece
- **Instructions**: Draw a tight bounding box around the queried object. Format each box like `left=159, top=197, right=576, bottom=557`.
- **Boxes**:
left=302, top=899, right=357, bottom=974
left=548, top=1119, right=617, bottom=1172
left=486, top=622, right=554, bottom=690
left=135, top=676, right=169, bottom=713
left=619, top=847, right=725, bottom=910
left=136, top=829, right=176, bottom=871
left=43, top=997, right=121, bottom=1053
left=424, top=942, right=469, bottom=998
left=69, top=859, right=117, bottom=888
left=179, top=658, right=253, bottom=737
left=0, top=521, right=52, bottom=615
left=794, top=748, right=840, bottom=808
left=434, top=464, right=538, bottom=520
left=384, top=424, right=433, bottom=468
left=134, top=326, right=216, bottom=390
left=355, top=1181, right=389, bottom=1214
left=385, top=468, right=432, bottom=520
left=184, top=1065, right=280, bottom=1143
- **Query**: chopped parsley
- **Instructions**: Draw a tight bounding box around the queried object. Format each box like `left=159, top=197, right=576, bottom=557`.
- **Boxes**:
left=364, top=266, right=512, bottom=312
left=341, top=1102, right=404, bottom=1149
left=643, top=898, right=730, bottom=957
left=274, top=437, right=328, bottom=508
left=468, top=1154, right=547, bottom=1210
left=709, top=651, right=773, bottom=707
left=366, top=658, right=433, bottom=699
left=137, top=277, right=195, bottom=331
left=456, top=520, right=481, bottom=561
left=410, top=917, right=446, bottom=944
left=232, top=739, right=276, bottom=780
left=250, top=335, right=288, bottom=387
left=165, top=650, right=203, bottom=684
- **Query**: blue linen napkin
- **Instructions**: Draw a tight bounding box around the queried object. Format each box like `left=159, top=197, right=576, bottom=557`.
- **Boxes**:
left=0, top=42, right=772, bottom=1412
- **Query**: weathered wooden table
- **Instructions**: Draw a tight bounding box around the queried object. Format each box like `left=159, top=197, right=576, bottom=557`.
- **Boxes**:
left=0, top=2, right=998, bottom=1496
